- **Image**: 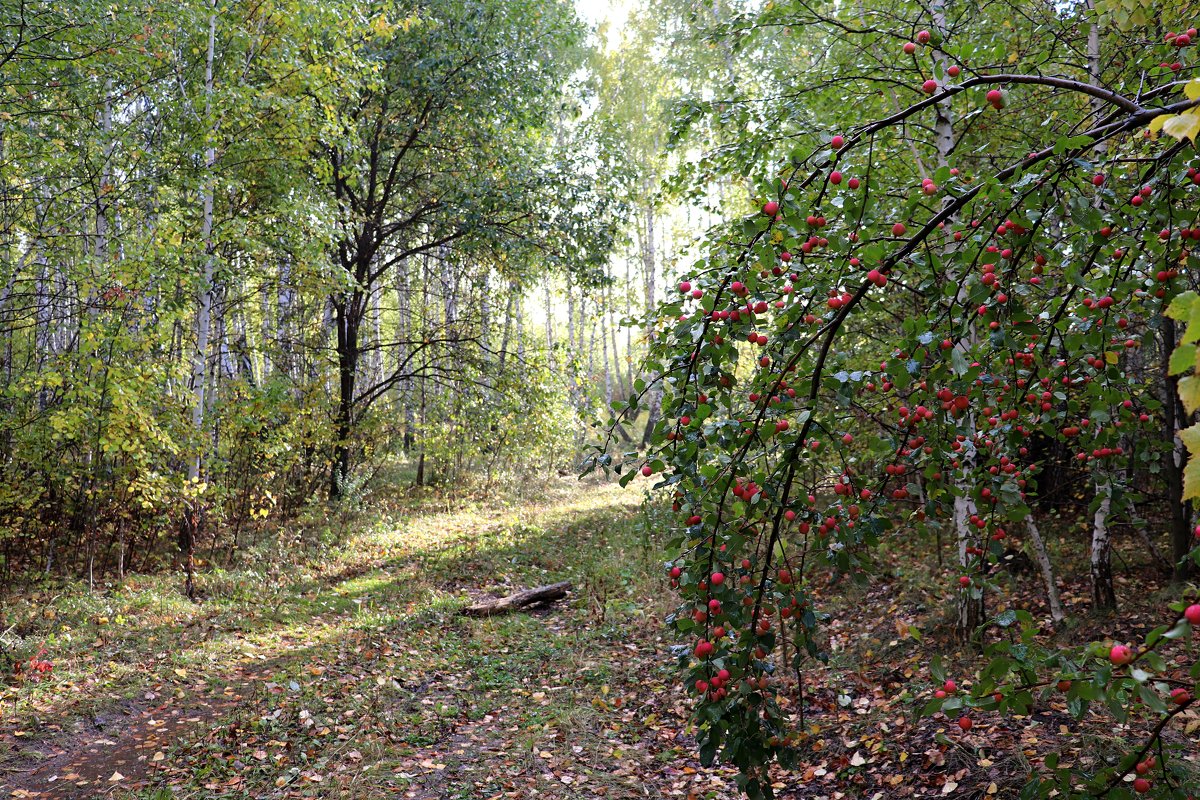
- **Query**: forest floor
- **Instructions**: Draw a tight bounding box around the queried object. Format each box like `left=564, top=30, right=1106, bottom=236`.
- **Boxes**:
left=0, top=474, right=1197, bottom=799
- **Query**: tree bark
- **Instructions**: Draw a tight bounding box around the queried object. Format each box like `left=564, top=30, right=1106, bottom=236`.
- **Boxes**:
left=1161, top=316, right=1193, bottom=581
left=1025, top=516, right=1066, bottom=626
left=497, top=281, right=517, bottom=371
left=182, top=1, right=219, bottom=597
left=461, top=581, right=572, bottom=617
left=953, top=492, right=984, bottom=640
left=639, top=203, right=660, bottom=446
left=1090, top=481, right=1117, bottom=610
left=330, top=290, right=361, bottom=500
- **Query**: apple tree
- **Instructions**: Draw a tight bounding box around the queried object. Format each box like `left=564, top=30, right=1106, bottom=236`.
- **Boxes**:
left=598, top=1, right=1200, bottom=796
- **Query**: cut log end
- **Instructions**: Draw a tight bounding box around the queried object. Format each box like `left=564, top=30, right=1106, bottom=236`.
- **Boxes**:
left=460, top=581, right=572, bottom=618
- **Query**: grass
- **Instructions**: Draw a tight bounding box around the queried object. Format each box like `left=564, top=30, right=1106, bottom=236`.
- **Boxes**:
left=1, top=469, right=696, bottom=799
left=3, top=467, right=1198, bottom=799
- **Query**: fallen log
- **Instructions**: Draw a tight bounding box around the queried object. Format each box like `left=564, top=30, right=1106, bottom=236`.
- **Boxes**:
left=460, top=581, right=572, bottom=617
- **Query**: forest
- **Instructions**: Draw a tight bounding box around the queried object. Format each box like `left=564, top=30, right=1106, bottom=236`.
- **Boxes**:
left=2, top=0, right=1200, bottom=797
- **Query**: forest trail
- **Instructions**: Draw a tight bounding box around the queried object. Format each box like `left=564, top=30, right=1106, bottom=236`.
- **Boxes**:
left=3, top=476, right=1182, bottom=799
left=3, top=479, right=749, bottom=799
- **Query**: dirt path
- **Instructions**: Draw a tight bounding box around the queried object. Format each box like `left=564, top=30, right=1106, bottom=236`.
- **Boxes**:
left=1, top=480, right=647, bottom=799
left=1, top=662, right=278, bottom=799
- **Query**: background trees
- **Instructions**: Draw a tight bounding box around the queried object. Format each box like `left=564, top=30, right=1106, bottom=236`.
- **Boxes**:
left=0, top=0, right=639, bottom=583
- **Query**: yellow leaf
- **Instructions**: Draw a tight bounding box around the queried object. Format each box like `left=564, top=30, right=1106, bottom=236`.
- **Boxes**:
left=173, top=668, right=188, bottom=678
left=1180, top=424, right=1200, bottom=455
left=1186, top=79, right=1200, bottom=102
left=1105, top=351, right=1119, bottom=365
left=1162, top=112, right=1200, bottom=143
left=1184, top=453, right=1200, bottom=501
left=1149, top=114, right=1173, bottom=136
left=1180, top=377, right=1200, bottom=415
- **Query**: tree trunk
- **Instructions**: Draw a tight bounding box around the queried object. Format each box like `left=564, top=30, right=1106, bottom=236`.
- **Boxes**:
left=927, top=0, right=980, bottom=641
left=624, top=256, right=635, bottom=394
left=182, top=1, right=219, bottom=598
left=1162, top=316, right=1193, bottom=581
left=1025, top=516, right=1066, bottom=626
left=499, top=281, right=517, bottom=371
left=370, top=282, right=383, bottom=390
left=601, top=291, right=613, bottom=408
left=396, top=257, right=415, bottom=450
left=639, top=204, right=660, bottom=447
left=330, top=293, right=360, bottom=501
left=1090, top=481, right=1117, bottom=610
left=953, top=492, right=984, bottom=640
left=929, top=0, right=954, bottom=170
left=514, top=293, right=524, bottom=362
left=543, top=275, right=554, bottom=357
left=277, top=256, right=295, bottom=379
left=461, top=581, right=572, bottom=617
left=606, top=275, right=624, bottom=399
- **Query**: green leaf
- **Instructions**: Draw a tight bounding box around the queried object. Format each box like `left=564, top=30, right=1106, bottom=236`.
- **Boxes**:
left=1166, top=291, right=1199, bottom=321
left=1137, top=683, right=1167, bottom=713
left=993, top=609, right=1018, bottom=628
left=1169, top=344, right=1197, bottom=376
left=950, top=348, right=969, bottom=377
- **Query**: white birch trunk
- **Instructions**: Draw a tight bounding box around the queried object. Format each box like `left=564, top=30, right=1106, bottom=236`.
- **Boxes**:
left=543, top=276, right=553, bottom=356
left=1025, top=516, right=1066, bottom=625
left=499, top=281, right=517, bottom=371
left=188, top=3, right=218, bottom=487
left=640, top=203, right=660, bottom=446
left=1090, top=481, right=1116, bottom=609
